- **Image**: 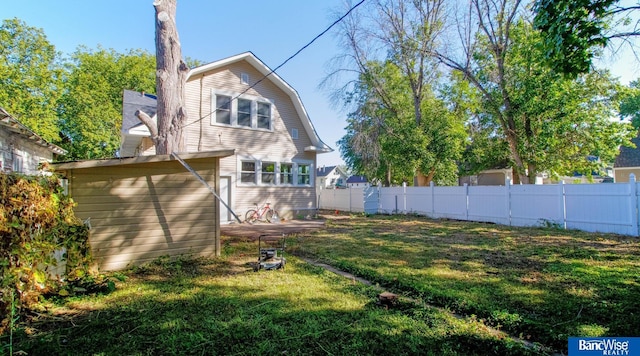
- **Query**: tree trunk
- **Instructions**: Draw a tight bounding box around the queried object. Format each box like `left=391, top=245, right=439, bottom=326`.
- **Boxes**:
left=152, top=0, right=189, bottom=155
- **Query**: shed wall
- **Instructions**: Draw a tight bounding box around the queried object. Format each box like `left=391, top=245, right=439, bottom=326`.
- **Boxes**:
left=66, top=158, right=219, bottom=271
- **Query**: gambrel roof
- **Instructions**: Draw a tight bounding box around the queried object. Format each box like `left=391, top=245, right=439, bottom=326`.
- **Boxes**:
left=189, top=52, right=331, bottom=153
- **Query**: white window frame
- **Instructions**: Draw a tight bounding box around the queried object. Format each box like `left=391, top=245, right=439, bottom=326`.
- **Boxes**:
left=237, top=158, right=313, bottom=187
left=211, top=89, right=274, bottom=131
left=240, top=72, right=249, bottom=84
left=291, top=128, right=299, bottom=140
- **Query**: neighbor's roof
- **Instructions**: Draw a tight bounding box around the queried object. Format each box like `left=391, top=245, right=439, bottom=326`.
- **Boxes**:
left=189, top=52, right=332, bottom=153
left=0, top=106, right=67, bottom=155
left=53, top=150, right=234, bottom=170
left=121, top=90, right=158, bottom=133
left=316, top=165, right=338, bottom=177
left=347, top=175, right=368, bottom=184
left=614, top=135, right=640, bottom=168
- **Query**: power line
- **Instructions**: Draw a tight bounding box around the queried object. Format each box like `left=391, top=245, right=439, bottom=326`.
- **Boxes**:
left=181, top=0, right=366, bottom=129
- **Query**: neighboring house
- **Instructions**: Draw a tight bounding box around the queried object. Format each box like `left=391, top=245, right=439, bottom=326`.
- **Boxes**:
left=459, top=168, right=513, bottom=186
left=614, top=135, right=640, bottom=182
left=120, top=52, right=332, bottom=222
left=316, top=165, right=348, bottom=189
left=0, top=107, right=66, bottom=174
left=346, top=175, right=370, bottom=188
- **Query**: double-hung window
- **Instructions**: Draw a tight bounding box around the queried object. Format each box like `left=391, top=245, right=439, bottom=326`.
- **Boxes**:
left=215, top=95, right=231, bottom=125
left=262, top=162, right=276, bottom=184
left=241, top=161, right=256, bottom=184
left=297, top=164, right=311, bottom=185
left=212, top=90, right=273, bottom=130
left=280, top=163, right=293, bottom=185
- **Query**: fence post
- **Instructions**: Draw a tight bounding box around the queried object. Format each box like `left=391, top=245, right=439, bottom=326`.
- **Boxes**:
left=560, top=181, right=567, bottom=230
left=402, top=182, right=407, bottom=214
left=464, top=183, right=469, bottom=220
left=630, top=174, right=638, bottom=236
left=505, top=177, right=511, bottom=226
left=430, top=181, right=435, bottom=217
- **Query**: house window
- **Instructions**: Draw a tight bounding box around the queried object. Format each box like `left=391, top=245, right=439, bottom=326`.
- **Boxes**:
left=241, top=161, right=256, bottom=184
left=298, top=164, right=310, bottom=185
left=257, top=102, right=271, bottom=130
left=237, top=98, right=252, bottom=127
left=280, top=163, right=293, bottom=184
left=13, top=155, right=23, bottom=173
left=239, top=160, right=312, bottom=187
left=211, top=90, right=273, bottom=131
left=216, top=95, right=231, bottom=125
left=291, top=128, right=299, bottom=139
left=262, top=162, right=276, bottom=184
left=241, top=72, right=249, bottom=84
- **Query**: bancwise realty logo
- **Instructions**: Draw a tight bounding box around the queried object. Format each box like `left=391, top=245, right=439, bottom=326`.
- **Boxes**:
left=569, top=337, right=640, bottom=355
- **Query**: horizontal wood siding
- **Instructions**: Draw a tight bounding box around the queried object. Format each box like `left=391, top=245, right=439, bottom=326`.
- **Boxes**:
left=66, top=159, right=219, bottom=270
left=184, top=59, right=319, bottom=218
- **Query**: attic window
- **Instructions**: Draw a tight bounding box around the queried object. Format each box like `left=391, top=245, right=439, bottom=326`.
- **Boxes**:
left=291, top=128, right=299, bottom=139
left=241, top=72, right=249, bottom=84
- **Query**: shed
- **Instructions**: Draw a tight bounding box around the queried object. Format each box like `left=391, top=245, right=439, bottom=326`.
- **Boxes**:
left=614, top=135, right=640, bottom=182
left=54, top=150, right=234, bottom=271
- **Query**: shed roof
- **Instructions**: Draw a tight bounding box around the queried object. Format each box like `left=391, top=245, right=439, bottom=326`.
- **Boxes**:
left=54, top=150, right=234, bottom=170
left=0, top=106, right=67, bottom=155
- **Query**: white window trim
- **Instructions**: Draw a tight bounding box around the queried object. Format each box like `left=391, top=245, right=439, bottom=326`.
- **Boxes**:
left=237, top=157, right=314, bottom=187
left=240, top=72, right=249, bottom=84
left=211, top=89, right=274, bottom=132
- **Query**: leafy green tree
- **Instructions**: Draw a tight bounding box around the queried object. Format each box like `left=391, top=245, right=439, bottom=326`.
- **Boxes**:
left=619, top=79, right=640, bottom=128
left=59, top=47, right=155, bottom=159
left=533, top=0, right=640, bottom=77
left=439, top=1, right=633, bottom=182
left=339, top=61, right=465, bottom=186
left=0, top=18, right=62, bottom=142
left=331, top=0, right=464, bottom=186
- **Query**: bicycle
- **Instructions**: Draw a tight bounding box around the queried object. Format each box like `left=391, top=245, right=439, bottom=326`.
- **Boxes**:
left=245, top=202, right=279, bottom=224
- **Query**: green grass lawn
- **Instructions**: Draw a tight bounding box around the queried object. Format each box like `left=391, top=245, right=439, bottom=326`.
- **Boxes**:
left=5, top=240, right=541, bottom=356
left=4, top=214, right=638, bottom=355
left=289, top=214, right=640, bottom=353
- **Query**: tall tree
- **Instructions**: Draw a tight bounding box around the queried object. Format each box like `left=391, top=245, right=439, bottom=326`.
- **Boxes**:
left=59, top=47, right=155, bottom=159
left=0, top=18, right=62, bottom=142
left=137, top=0, right=189, bottom=155
left=438, top=1, right=633, bottom=183
left=533, top=0, right=640, bottom=77
left=329, top=0, right=461, bottom=185
left=619, top=79, right=640, bottom=129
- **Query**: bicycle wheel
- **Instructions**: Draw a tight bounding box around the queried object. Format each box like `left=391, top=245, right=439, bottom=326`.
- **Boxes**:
left=264, top=209, right=274, bottom=223
left=245, top=209, right=258, bottom=224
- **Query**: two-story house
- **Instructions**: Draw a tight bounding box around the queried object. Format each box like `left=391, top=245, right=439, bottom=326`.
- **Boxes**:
left=120, top=52, right=332, bottom=222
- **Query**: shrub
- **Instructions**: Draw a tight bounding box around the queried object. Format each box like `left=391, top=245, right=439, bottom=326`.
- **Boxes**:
left=0, top=173, right=91, bottom=334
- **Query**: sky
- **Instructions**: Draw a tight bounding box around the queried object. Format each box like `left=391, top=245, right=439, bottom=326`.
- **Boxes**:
left=2, top=0, right=353, bottom=167
left=3, top=1, right=640, bottom=168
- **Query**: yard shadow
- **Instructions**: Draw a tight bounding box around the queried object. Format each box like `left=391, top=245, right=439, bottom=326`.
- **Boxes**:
left=7, top=256, right=540, bottom=356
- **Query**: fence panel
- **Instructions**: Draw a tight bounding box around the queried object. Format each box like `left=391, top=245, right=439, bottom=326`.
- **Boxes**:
left=510, top=184, right=564, bottom=227
left=564, top=183, right=637, bottom=235
left=349, top=188, right=365, bottom=212
left=405, top=186, right=433, bottom=215
left=378, top=187, right=405, bottom=214
left=467, top=185, right=510, bottom=225
left=432, top=186, right=467, bottom=220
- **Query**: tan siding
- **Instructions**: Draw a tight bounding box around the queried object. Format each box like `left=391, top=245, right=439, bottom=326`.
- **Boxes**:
left=182, top=59, right=319, bottom=218
left=615, top=168, right=640, bottom=183
left=66, top=158, right=219, bottom=271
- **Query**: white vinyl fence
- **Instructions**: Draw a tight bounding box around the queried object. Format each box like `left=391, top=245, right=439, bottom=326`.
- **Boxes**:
left=317, top=175, right=640, bottom=237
